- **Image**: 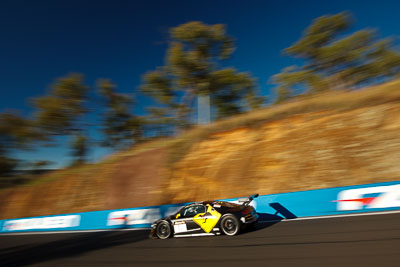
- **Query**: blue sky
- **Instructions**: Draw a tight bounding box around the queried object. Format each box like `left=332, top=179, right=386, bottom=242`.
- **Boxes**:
left=1, top=0, right=400, bottom=168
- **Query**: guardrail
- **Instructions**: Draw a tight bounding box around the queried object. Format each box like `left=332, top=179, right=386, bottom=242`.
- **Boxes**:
left=1, top=180, right=399, bottom=233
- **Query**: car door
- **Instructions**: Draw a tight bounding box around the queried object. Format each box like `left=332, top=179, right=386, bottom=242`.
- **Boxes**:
left=171, top=204, right=206, bottom=234
left=193, top=204, right=222, bottom=233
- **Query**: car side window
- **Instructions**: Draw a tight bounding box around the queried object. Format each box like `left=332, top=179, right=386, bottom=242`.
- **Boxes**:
left=182, top=205, right=206, bottom=218
left=195, top=205, right=206, bottom=214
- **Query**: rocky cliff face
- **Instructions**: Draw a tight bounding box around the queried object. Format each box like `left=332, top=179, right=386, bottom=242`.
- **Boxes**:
left=165, top=103, right=400, bottom=203
left=1, top=86, right=400, bottom=219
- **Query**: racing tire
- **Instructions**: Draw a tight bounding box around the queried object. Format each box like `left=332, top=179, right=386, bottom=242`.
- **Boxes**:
left=220, top=214, right=240, bottom=236
left=156, top=220, right=171, bottom=239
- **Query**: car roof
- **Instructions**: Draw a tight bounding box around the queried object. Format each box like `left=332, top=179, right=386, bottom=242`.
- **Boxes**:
left=196, top=200, right=241, bottom=208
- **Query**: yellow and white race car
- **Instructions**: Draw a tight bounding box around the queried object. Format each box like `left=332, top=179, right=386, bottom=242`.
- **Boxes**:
left=150, top=194, right=259, bottom=239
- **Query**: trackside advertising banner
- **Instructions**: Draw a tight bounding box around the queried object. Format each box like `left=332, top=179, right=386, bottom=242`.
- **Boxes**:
left=245, top=180, right=400, bottom=218
left=1, top=180, right=399, bottom=233
left=0, top=203, right=185, bottom=233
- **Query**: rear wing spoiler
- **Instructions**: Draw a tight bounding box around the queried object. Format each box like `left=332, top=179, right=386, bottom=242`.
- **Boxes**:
left=238, top=194, right=259, bottom=206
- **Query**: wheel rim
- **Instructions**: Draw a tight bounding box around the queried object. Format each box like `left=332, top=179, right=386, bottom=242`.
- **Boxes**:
left=157, top=223, right=170, bottom=238
left=222, top=217, right=238, bottom=235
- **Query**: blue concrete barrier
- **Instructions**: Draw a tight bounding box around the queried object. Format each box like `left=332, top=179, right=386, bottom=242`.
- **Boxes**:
left=1, top=180, right=399, bottom=233
left=244, top=180, right=400, bottom=219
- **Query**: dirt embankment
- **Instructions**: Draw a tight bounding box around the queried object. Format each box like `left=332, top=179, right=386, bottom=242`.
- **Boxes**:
left=104, top=148, right=167, bottom=210
left=0, top=148, right=168, bottom=219
left=164, top=103, right=400, bottom=203
left=1, top=84, right=400, bottom=219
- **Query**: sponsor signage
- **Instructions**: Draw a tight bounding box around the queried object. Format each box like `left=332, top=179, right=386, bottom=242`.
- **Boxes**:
left=336, top=184, right=400, bottom=211
left=107, top=208, right=161, bottom=226
left=107, top=205, right=184, bottom=226
left=2, top=215, right=80, bottom=232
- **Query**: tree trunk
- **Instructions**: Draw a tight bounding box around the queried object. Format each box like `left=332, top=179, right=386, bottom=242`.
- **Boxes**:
left=197, top=94, right=211, bottom=124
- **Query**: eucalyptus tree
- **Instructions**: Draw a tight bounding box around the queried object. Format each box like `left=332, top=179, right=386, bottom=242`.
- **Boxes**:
left=32, top=73, right=90, bottom=164
left=97, top=79, right=142, bottom=149
left=272, top=12, right=400, bottom=102
left=141, top=21, right=264, bottom=131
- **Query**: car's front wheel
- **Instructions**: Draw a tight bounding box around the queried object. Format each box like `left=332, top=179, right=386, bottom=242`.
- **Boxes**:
left=156, top=220, right=171, bottom=239
left=220, top=214, right=240, bottom=236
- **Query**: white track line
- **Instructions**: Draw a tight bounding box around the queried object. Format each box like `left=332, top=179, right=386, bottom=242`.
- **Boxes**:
left=2, top=210, right=400, bottom=236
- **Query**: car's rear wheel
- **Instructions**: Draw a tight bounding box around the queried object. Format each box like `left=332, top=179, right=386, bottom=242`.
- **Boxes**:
left=220, top=214, right=240, bottom=236
left=156, top=221, right=171, bottom=239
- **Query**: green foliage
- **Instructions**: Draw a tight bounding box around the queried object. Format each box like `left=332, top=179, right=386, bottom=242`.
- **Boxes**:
left=98, top=79, right=142, bottom=148
left=0, top=112, right=42, bottom=149
left=272, top=12, right=400, bottom=101
left=142, top=107, right=178, bottom=137
left=272, top=66, right=329, bottom=102
left=141, top=68, right=175, bottom=105
left=32, top=73, right=90, bottom=164
left=71, top=133, right=87, bottom=166
left=167, top=21, right=235, bottom=90
left=0, top=112, right=42, bottom=177
left=140, top=68, right=189, bottom=135
left=285, top=12, right=351, bottom=60
left=141, top=21, right=265, bottom=134
left=32, top=73, right=89, bottom=135
left=210, top=68, right=264, bottom=118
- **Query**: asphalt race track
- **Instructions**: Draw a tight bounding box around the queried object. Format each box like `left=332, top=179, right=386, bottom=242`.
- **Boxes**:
left=1, top=212, right=400, bottom=267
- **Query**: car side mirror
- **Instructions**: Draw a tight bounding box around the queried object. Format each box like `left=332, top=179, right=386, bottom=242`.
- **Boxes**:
left=176, top=213, right=181, bottom=219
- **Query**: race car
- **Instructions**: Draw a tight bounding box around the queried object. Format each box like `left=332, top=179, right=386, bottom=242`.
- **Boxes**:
left=150, top=194, right=259, bottom=239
